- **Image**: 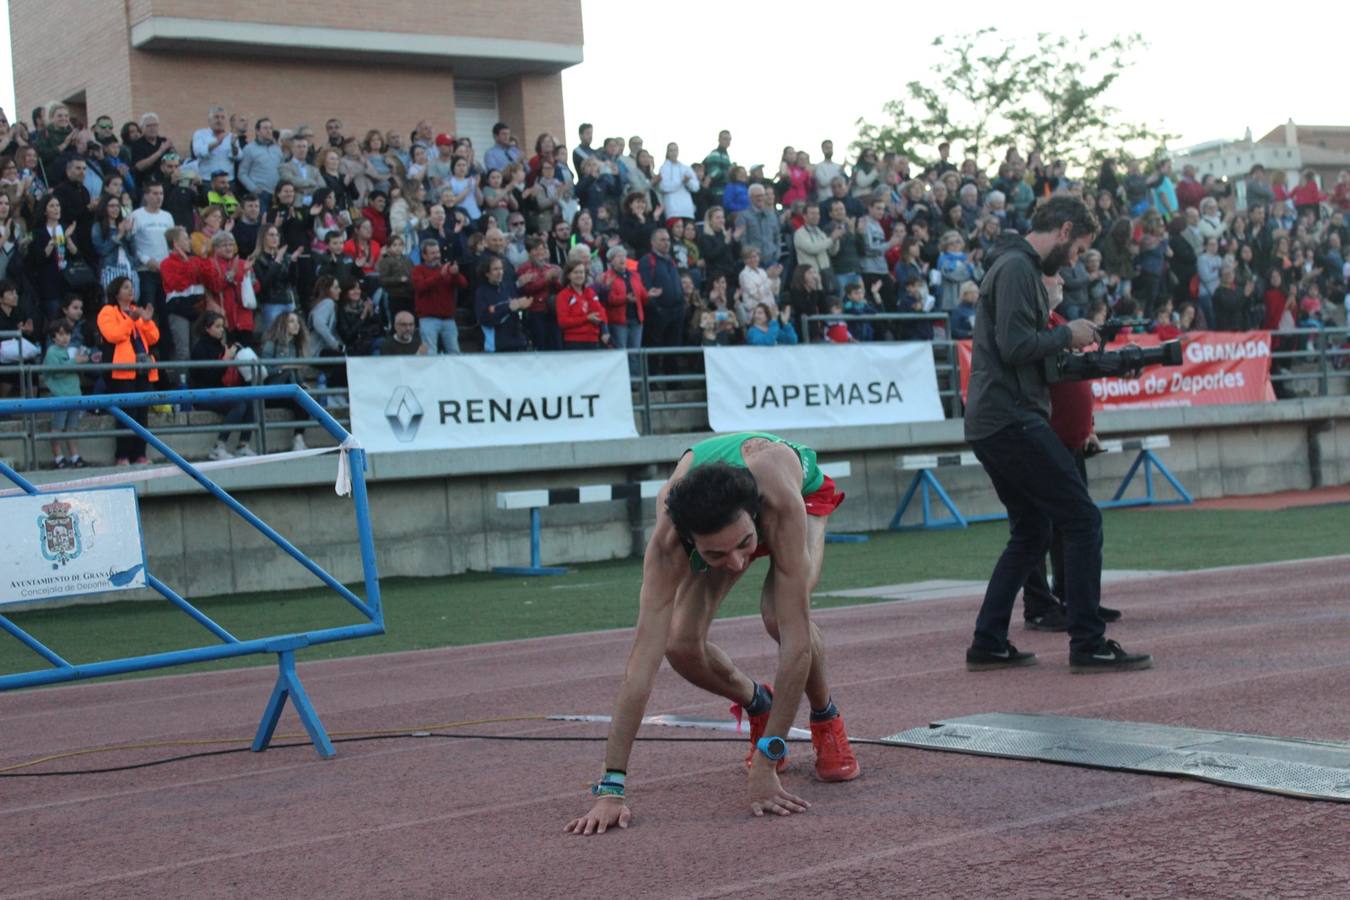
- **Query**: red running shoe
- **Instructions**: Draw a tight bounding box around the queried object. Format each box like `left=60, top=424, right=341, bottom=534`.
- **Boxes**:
left=810, top=714, right=861, bottom=782
left=731, top=684, right=787, bottom=773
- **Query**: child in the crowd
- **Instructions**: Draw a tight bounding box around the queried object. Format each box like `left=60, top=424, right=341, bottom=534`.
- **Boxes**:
left=822, top=296, right=854, bottom=343
left=894, top=275, right=935, bottom=340
left=934, top=230, right=978, bottom=311
left=42, top=320, right=89, bottom=468
left=1298, top=287, right=1325, bottom=330
left=1152, top=296, right=1180, bottom=340
left=949, top=280, right=978, bottom=339
left=376, top=234, right=414, bottom=318
left=841, top=279, right=877, bottom=341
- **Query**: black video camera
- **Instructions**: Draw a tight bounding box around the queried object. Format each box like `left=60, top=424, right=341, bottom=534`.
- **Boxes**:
left=1095, top=317, right=1153, bottom=343
left=1044, top=318, right=1184, bottom=383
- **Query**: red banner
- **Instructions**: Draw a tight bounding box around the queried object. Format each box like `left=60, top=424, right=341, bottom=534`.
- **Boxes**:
left=956, top=331, right=1275, bottom=410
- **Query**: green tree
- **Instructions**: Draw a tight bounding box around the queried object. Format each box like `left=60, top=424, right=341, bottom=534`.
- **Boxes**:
left=854, top=30, right=1173, bottom=171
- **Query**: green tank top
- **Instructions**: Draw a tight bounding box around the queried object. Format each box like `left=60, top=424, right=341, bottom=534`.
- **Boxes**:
left=686, top=432, right=824, bottom=495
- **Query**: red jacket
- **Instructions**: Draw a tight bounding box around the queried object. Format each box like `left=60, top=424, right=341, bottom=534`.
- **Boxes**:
left=361, top=207, right=389, bottom=245
left=1290, top=182, right=1327, bottom=208
left=411, top=263, right=468, bottom=318
left=344, top=238, right=382, bottom=274
left=1175, top=177, right=1206, bottom=213
left=1154, top=321, right=1181, bottom=341
left=159, top=250, right=210, bottom=300
left=599, top=268, right=648, bottom=325
left=516, top=260, right=562, bottom=314
left=555, top=286, right=607, bottom=343
left=1047, top=310, right=1093, bottom=451
left=203, top=256, right=254, bottom=334
left=1263, top=289, right=1290, bottom=330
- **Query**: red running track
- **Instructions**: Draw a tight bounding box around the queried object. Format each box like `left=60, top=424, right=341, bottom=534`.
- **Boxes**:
left=3, top=556, right=1349, bottom=899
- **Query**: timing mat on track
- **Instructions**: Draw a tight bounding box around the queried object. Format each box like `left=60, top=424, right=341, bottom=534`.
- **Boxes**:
left=882, top=713, right=1350, bottom=802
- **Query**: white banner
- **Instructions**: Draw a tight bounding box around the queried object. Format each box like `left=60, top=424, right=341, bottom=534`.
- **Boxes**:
left=703, top=344, right=945, bottom=432
left=347, top=353, right=638, bottom=452
left=1, top=486, right=148, bottom=606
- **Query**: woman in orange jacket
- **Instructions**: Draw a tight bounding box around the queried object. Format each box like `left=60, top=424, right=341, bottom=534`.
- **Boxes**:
left=96, top=275, right=160, bottom=465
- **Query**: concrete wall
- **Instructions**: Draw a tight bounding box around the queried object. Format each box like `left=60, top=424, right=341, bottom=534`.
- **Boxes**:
left=11, top=397, right=1348, bottom=609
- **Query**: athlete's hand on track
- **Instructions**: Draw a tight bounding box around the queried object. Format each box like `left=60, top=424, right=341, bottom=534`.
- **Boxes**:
left=565, top=796, right=632, bottom=835
left=747, top=765, right=810, bottom=818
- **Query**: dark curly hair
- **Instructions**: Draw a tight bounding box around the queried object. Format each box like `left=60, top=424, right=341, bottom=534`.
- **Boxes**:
left=665, top=462, right=762, bottom=540
left=1030, top=195, right=1098, bottom=240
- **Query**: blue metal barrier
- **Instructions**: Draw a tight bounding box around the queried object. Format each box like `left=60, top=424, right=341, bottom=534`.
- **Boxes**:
left=0, top=385, right=383, bottom=758
left=890, top=438, right=1192, bottom=531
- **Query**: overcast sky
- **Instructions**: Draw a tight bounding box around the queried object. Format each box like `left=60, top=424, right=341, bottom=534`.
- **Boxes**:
left=2, top=0, right=1335, bottom=169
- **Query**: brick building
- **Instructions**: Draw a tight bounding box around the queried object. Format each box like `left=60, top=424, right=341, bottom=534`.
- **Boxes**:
left=8, top=1, right=582, bottom=153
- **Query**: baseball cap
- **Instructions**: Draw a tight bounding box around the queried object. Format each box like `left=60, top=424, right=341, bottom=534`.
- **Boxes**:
left=434, top=133, right=454, bottom=147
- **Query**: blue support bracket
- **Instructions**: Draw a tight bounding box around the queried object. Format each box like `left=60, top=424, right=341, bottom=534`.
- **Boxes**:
left=825, top=533, right=870, bottom=543
left=889, top=469, right=972, bottom=531
left=492, top=507, right=570, bottom=577
left=252, top=641, right=334, bottom=759
left=891, top=446, right=1194, bottom=531
left=1098, top=449, right=1194, bottom=509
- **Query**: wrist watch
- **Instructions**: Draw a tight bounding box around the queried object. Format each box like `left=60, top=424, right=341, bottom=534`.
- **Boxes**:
left=755, top=736, right=787, bottom=762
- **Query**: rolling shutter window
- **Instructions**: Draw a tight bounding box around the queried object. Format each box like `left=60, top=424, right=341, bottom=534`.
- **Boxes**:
left=454, top=81, right=499, bottom=158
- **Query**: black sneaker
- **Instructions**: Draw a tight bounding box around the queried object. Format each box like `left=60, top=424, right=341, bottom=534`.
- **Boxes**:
left=1024, top=605, right=1068, bottom=632
left=1099, top=605, right=1121, bottom=623
left=966, top=642, right=1039, bottom=672
left=1070, top=639, right=1153, bottom=673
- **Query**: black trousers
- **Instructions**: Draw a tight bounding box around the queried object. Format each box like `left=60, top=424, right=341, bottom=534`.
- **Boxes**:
left=643, top=307, right=685, bottom=375
left=1021, top=448, right=1089, bottom=618
left=970, top=420, right=1105, bottom=654
left=110, top=375, right=151, bottom=461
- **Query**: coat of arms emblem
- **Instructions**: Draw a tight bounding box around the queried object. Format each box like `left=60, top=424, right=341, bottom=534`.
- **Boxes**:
left=38, top=499, right=81, bottom=566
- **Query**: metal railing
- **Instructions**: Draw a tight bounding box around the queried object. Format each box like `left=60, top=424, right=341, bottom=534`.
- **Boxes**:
left=1268, top=326, right=1350, bottom=397
left=0, top=355, right=351, bottom=469
left=3, top=327, right=1347, bottom=471
left=799, top=312, right=953, bottom=343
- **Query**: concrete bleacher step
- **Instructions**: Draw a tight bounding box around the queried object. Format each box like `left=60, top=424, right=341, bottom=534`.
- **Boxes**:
left=633, top=387, right=709, bottom=434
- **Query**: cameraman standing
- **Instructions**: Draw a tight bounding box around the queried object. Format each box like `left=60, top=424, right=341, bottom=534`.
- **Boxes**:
left=1020, top=273, right=1122, bottom=632
left=964, top=196, right=1151, bottom=674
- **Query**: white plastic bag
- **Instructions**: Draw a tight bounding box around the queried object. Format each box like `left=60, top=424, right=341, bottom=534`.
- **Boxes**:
left=240, top=273, right=258, bottom=310
left=0, top=337, right=40, bottom=363
left=233, top=346, right=268, bottom=383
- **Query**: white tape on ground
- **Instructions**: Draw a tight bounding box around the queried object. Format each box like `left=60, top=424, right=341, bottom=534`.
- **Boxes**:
left=548, top=713, right=812, bottom=740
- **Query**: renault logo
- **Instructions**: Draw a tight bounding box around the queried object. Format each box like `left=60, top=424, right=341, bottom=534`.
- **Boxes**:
left=385, top=386, right=424, bottom=442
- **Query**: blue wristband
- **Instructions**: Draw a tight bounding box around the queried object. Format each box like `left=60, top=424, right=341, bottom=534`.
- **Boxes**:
left=756, top=736, right=787, bottom=761
left=592, top=770, right=626, bottom=798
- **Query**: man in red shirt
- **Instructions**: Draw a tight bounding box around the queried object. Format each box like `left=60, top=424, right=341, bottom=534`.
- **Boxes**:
left=411, top=239, right=467, bottom=354
left=1174, top=164, right=1206, bottom=215
left=514, top=235, right=562, bottom=350
left=1021, top=274, right=1121, bottom=631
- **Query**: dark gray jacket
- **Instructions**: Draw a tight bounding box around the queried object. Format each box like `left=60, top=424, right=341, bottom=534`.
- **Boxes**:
left=964, top=236, right=1072, bottom=441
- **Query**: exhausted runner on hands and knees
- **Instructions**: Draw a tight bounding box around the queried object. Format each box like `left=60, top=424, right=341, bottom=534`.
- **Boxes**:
left=566, top=433, right=860, bottom=836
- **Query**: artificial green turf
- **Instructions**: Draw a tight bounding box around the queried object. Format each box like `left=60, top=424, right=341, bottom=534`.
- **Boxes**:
left=2, top=505, right=1344, bottom=683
